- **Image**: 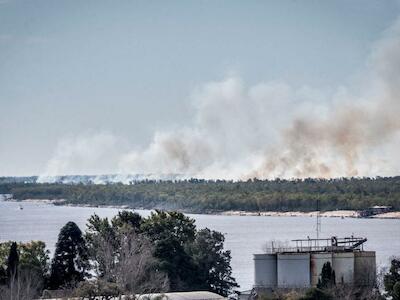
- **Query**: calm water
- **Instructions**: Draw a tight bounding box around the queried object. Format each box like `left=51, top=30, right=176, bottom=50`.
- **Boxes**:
left=0, top=198, right=399, bottom=290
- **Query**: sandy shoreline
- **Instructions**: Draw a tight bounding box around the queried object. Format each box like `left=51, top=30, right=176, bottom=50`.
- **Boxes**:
left=4, top=198, right=400, bottom=219
left=220, top=210, right=400, bottom=219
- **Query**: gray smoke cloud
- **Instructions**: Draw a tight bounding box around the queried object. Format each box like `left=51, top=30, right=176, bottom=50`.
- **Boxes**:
left=39, top=18, right=400, bottom=182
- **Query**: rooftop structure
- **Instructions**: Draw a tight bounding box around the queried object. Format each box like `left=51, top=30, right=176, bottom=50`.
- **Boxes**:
left=266, top=236, right=367, bottom=254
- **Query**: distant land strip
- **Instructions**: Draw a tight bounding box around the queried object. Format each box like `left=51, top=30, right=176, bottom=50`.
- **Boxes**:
left=1, top=177, right=400, bottom=214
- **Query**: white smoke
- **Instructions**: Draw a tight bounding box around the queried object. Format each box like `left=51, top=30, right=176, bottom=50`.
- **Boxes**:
left=39, top=18, right=400, bottom=182
left=37, top=132, right=124, bottom=183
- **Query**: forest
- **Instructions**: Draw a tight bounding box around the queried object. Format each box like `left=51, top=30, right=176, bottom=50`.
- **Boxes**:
left=1, top=176, right=400, bottom=212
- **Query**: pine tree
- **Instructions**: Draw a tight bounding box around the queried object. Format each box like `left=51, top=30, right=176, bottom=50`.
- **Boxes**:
left=48, top=222, right=89, bottom=289
left=317, top=262, right=336, bottom=289
left=6, top=242, right=19, bottom=286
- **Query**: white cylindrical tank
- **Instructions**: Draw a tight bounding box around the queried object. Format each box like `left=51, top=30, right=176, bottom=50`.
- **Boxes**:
left=254, top=254, right=277, bottom=288
left=311, top=253, right=333, bottom=286
left=277, top=253, right=311, bottom=288
left=332, top=252, right=355, bottom=285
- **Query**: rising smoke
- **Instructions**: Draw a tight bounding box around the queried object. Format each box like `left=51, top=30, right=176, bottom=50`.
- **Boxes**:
left=39, top=18, right=400, bottom=182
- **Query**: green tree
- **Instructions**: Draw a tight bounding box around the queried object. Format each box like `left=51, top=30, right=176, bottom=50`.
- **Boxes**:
left=188, top=228, right=238, bottom=296
left=85, top=212, right=143, bottom=280
left=141, top=210, right=197, bottom=290
left=111, top=210, right=142, bottom=232
left=49, top=222, right=89, bottom=289
left=85, top=212, right=168, bottom=294
left=19, top=241, right=49, bottom=274
left=0, top=241, right=50, bottom=297
left=384, top=258, right=400, bottom=299
left=317, top=262, right=335, bottom=289
left=6, top=242, right=19, bottom=285
left=0, top=241, right=12, bottom=285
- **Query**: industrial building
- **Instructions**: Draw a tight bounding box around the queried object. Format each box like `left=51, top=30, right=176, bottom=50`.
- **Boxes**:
left=359, top=205, right=392, bottom=217
left=254, top=236, right=376, bottom=290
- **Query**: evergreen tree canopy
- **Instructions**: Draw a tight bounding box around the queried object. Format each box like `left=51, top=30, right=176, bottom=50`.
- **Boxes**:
left=4, top=176, right=400, bottom=213
left=6, top=242, right=19, bottom=283
left=49, top=221, right=89, bottom=289
left=111, top=210, right=142, bottom=232
left=19, top=241, right=50, bottom=275
left=141, top=210, right=197, bottom=291
left=188, top=228, right=238, bottom=296
left=317, top=261, right=336, bottom=289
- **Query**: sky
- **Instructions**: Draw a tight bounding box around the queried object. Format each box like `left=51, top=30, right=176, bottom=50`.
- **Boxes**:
left=1, top=0, right=400, bottom=179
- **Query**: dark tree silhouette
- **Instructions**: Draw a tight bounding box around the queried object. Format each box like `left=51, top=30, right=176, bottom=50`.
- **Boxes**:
left=141, top=210, right=197, bottom=291
left=317, top=261, right=336, bottom=289
left=188, top=228, right=238, bottom=296
left=49, top=222, right=89, bottom=289
left=6, top=242, right=19, bottom=286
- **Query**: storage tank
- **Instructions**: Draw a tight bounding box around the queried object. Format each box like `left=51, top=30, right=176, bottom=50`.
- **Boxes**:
left=277, top=253, right=311, bottom=288
left=332, top=252, right=354, bottom=285
left=354, top=251, right=376, bottom=287
left=254, top=254, right=277, bottom=288
left=310, top=253, right=333, bottom=286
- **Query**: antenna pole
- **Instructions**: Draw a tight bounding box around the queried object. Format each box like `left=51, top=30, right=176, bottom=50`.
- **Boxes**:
left=316, top=199, right=321, bottom=239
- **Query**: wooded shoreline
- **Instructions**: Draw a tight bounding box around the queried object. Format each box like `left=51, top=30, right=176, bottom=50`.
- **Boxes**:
left=2, top=177, right=400, bottom=215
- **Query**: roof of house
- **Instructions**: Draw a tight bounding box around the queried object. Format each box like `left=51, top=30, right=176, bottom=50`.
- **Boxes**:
left=41, top=291, right=225, bottom=300
left=138, top=291, right=225, bottom=300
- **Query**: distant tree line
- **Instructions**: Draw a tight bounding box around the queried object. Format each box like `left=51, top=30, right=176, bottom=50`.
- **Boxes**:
left=0, top=210, right=237, bottom=299
left=1, top=176, right=400, bottom=212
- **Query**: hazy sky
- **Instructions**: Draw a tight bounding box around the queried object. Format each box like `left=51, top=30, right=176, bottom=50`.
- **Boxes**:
left=1, top=1, right=400, bottom=177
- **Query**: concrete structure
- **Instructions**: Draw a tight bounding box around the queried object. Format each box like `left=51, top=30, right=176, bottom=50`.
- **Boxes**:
left=359, top=205, right=392, bottom=217
left=254, top=254, right=277, bottom=288
left=277, top=253, right=310, bottom=288
left=254, top=237, right=376, bottom=290
left=310, top=253, right=332, bottom=286
left=333, top=252, right=355, bottom=285
left=354, top=251, right=376, bottom=286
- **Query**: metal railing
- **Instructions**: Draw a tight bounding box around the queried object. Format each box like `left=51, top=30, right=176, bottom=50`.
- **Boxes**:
left=265, top=236, right=366, bottom=254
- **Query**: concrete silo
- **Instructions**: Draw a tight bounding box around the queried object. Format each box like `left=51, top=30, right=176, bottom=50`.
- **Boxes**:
left=254, top=254, right=277, bottom=288
left=310, top=252, right=332, bottom=286
left=253, top=236, right=375, bottom=291
left=277, top=253, right=311, bottom=288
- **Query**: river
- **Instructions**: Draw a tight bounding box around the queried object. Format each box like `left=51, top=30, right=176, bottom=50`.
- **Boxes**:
left=0, top=198, right=399, bottom=290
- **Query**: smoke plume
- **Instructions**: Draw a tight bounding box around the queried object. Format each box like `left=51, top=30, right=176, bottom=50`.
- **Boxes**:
left=40, top=18, right=400, bottom=182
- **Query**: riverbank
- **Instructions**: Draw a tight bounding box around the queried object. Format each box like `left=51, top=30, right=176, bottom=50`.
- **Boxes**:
left=220, top=210, right=400, bottom=219
left=6, top=197, right=400, bottom=219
